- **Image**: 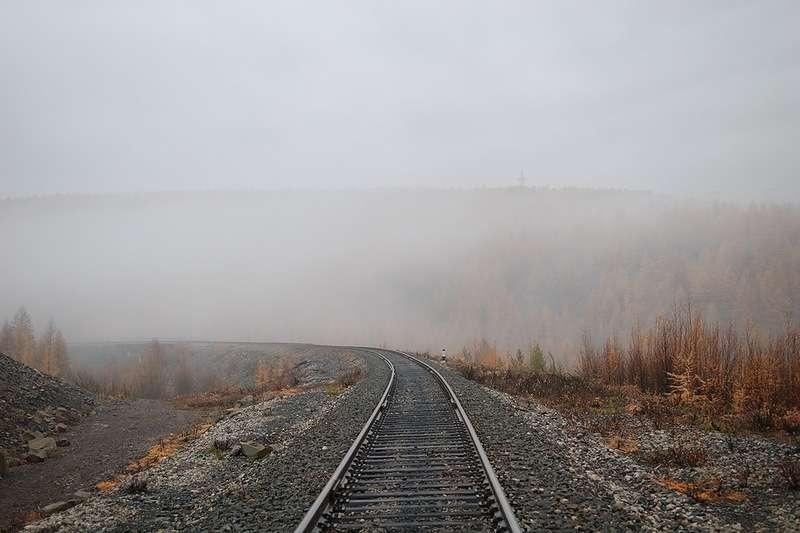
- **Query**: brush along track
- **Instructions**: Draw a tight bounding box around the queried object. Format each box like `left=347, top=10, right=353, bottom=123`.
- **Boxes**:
left=296, top=349, right=521, bottom=532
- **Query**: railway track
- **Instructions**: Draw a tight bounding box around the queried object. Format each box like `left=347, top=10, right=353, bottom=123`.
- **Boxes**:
left=295, top=349, right=522, bottom=532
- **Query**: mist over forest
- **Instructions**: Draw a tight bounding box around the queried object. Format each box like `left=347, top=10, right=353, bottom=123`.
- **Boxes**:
left=3, top=189, right=798, bottom=363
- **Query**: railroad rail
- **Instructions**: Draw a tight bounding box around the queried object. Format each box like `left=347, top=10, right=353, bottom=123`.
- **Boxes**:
left=295, top=349, right=522, bottom=532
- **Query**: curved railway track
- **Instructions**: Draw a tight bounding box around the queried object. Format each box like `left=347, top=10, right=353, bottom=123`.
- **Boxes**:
left=295, top=349, right=522, bottom=532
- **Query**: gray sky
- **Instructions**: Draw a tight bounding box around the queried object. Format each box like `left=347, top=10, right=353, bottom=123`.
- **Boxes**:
left=1, top=1, right=798, bottom=200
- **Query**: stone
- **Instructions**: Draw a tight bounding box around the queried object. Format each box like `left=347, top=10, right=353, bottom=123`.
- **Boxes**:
left=28, top=436, right=57, bottom=452
left=21, top=429, right=44, bottom=441
left=56, top=438, right=71, bottom=447
left=74, top=490, right=93, bottom=500
left=240, top=441, right=271, bottom=459
left=25, top=450, right=47, bottom=463
left=213, top=437, right=231, bottom=451
left=56, top=423, right=69, bottom=433
left=229, top=444, right=243, bottom=456
left=41, top=500, right=78, bottom=516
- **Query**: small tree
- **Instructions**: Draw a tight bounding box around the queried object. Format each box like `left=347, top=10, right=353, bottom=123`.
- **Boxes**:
left=529, top=342, right=545, bottom=371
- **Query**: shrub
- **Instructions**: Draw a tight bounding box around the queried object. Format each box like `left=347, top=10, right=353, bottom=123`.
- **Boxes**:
left=643, top=445, right=708, bottom=468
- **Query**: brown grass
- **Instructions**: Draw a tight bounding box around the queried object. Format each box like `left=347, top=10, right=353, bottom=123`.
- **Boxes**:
left=657, top=477, right=746, bottom=504
left=643, top=445, right=708, bottom=468
left=95, top=421, right=212, bottom=491
left=579, top=306, right=800, bottom=426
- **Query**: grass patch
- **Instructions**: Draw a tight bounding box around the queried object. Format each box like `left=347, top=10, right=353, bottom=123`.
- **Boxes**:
left=96, top=421, right=213, bottom=491
left=657, top=477, right=746, bottom=504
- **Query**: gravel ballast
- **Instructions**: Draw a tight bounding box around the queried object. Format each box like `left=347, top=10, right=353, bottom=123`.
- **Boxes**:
left=26, top=348, right=390, bottom=533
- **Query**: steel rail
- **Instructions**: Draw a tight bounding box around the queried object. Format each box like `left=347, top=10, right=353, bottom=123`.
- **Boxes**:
left=294, top=349, right=396, bottom=533
left=400, top=351, right=523, bottom=533
left=295, top=348, right=522, bottom=533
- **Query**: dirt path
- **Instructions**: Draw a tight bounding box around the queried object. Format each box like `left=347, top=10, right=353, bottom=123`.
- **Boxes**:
left=0, top=399, right=203, bottom=532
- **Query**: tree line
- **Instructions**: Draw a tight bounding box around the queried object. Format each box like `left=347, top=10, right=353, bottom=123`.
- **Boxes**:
left=1, top=307, right=70, bottom=377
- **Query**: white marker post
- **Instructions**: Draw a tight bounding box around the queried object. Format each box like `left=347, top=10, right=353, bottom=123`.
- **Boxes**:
left=441, top=347, right=447, bottom=363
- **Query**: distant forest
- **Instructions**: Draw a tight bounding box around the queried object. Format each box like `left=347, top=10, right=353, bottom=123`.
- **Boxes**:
left=2, top=189, right=798, bottom=363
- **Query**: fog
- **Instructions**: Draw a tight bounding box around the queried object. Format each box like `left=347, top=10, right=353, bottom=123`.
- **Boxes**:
left=3, top=190, right=799, bottom=361
left=1, top=1, right=799, bottom=201
left=2, top=3, right=800, bottom=359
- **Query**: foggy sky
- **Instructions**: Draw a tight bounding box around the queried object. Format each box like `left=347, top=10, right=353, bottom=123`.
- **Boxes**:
left=1, top=1, right=799, bottom=201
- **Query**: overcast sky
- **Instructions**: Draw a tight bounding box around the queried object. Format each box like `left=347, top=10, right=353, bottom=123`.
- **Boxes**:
left=1, top=1, right=798, bottom=201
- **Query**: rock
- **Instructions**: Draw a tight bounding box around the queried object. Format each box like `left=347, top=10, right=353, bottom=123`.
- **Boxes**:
left=28, top=436, right=57, bottom=452
left=25, top=450, right=47, bottom=463
left=214, top=437, right=231, bottom=451
left=56, top=437, right=71, bottom=447
left=22, top=429, right=44, bottom=441
left=41, top=500, right=79, bottom=516
left=56, top=422, right=69, bottom=433
left=74, top=489, right=93, bottom=500
left=229, top=444, right=243, bottom=456
left=240, top=441, right=271, bottom=459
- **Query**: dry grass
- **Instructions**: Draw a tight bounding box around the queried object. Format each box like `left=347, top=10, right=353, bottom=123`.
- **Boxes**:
left=95, top=421, right=212, bottom=491
left=657, top=477, right=747, bottom=504
left=643, top=445, right=708, bottom=468
left=173, top=389, right=253, bottom=410
left=579, top=306, right=800, bottom=431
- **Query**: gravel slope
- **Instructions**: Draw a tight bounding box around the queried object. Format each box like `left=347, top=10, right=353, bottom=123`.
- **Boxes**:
left=26, top=348, right=390, bottom=533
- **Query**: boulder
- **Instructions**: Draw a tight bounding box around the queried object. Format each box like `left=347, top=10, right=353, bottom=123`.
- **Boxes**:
left=56, top=438, right=71, bottom=447
left=240, top=441, right=272, bottom=459
left=55, top=423, right=69, bottom=433
left=229, top=444, right=243, bottom=457
left=28, top=436, right=57, bottom=453
left=213, top=437, right=231, bottom=451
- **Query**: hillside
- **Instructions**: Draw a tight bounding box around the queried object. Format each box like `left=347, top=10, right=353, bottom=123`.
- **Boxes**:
left=0, top=352, right=94, bottom=462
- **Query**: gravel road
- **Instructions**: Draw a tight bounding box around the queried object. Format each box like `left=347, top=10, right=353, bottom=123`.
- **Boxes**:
left=26, top=348, right=390, bottom=533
